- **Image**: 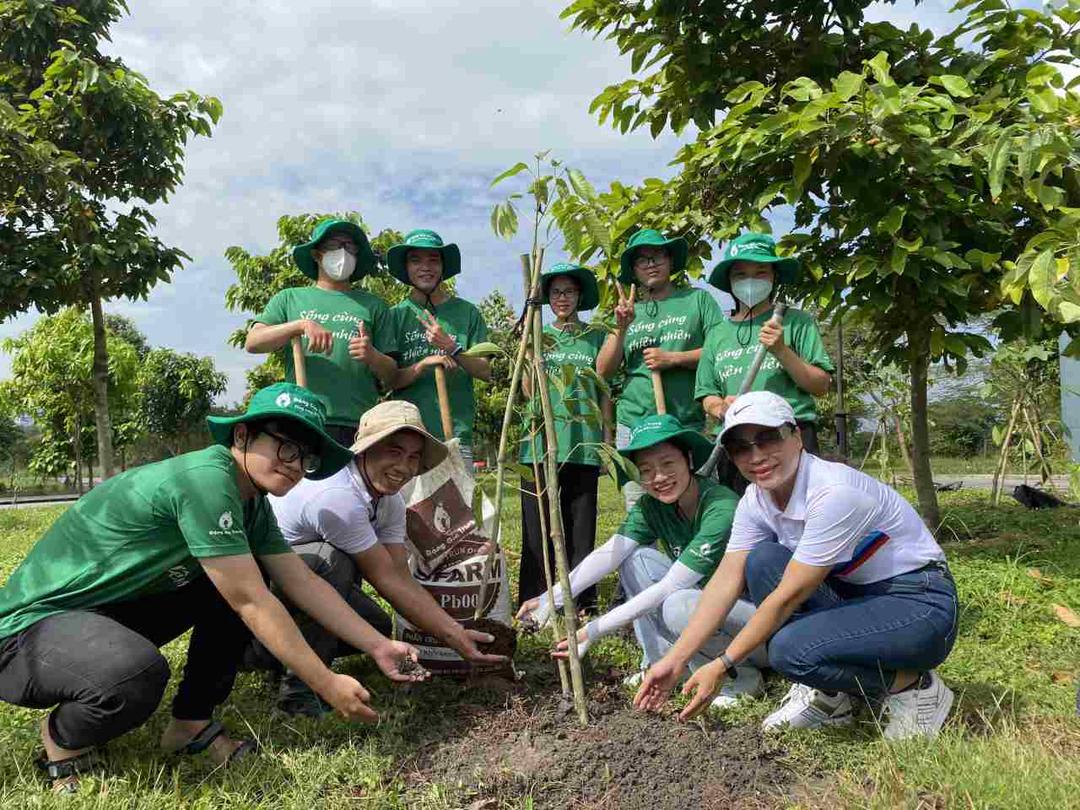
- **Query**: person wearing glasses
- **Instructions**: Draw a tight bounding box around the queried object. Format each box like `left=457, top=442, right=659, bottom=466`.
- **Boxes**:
left=257, top=400, right=508, bottom=717
left=597, top=229, right=723, bottom=510
left=0, top=384, right=426, bottom=794
left=517, top=413, right=767, bottom=708
left=246, top=218, right=399, bottom=446
left=696, top=233, right=833, bottom=455
left=634, top=392, right=958, bottom=740
left=383, top=229, right=490, bottom=472
left=518, top=263, right=606, bottom=615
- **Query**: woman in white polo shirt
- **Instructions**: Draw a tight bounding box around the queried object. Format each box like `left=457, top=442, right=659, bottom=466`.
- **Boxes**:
left=633, top=391, right=958, bottom=740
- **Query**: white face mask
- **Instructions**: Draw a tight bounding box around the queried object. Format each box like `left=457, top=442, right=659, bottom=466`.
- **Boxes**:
left=320, top=248, right=356, bottom=282
left=731, top=277, right=773, bottom=309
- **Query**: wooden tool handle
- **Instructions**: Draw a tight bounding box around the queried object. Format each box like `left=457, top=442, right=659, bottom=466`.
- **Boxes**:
left=291, top=336, right=308, bottom=388
left=651, top=370, right=667, bottom=415
left=434, top=363, right=454, bottom=439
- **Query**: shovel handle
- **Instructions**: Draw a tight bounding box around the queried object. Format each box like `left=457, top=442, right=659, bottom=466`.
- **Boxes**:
left=434, top=363, right=454, bottom=439
left=291, top=336, right=308, bottom=388
left=651, top=370, right=667, bottom=415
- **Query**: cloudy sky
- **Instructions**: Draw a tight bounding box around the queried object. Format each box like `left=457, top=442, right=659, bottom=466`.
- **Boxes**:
left=1, top=0, right=963, bottom=403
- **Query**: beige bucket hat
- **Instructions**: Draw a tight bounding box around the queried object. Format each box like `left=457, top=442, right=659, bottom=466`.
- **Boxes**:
left=350, top=400, right=448, bottom=473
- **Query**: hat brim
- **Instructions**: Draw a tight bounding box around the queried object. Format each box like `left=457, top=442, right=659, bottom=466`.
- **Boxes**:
left=350, top=424, right=449, bottom=474
left=386, top=242, right=461, bottom=285
left=292, top=222, right=377, bottom=283
left=708, top=255, right=799, bottom=293
left=618, top=236, right=689, bottom=284
left=717, top=409, right=794, bottom=446
left=206, top=410, right=353, bottom=481
left=541, top=268, right=600, bottom=312
left=617, top=427, right=713, bottom=472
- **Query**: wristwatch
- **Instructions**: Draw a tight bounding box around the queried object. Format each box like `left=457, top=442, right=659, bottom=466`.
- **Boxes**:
left=720, top=652, right=739, bottom=679
left=450, top=344, right=464, bottom=357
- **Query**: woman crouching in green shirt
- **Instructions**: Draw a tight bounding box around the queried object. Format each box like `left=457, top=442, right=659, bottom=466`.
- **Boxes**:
left=696, top=232, right=833, bottom=454
left=519, top=263, right=606, bottom=614
left=0, top=384, right=424, bottom=793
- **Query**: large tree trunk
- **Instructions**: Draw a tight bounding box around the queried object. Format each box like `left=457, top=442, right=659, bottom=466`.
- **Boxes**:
left=89, top=291, right=115, bottom=479
left=72, top=414, right=83, bottom=495
left=907, top=323, right=940, bottom=527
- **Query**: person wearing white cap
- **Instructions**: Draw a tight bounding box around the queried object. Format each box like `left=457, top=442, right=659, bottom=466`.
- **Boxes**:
left=634, top=391, right=958, bottom=740
left=257, top=400, right=507, bottom=716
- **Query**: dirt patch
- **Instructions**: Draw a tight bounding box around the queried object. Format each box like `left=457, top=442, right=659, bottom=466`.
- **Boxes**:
left=405, top=675, right=791, bottom=809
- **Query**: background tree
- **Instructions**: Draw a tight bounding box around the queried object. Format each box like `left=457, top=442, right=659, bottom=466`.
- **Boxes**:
left=473, top=289, right=519, bottom=464
left=563, top=0, right=1080, bottom=525
left=224, top=212, right=409, bottom=399
left=0, top=0, right=222, bottom=481
left=2, top=308, right=140, bottom=493
left=138, top=348, right=228, bottom=457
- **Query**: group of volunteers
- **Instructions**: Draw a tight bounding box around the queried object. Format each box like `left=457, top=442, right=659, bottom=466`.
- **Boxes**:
left=0, top=219, right=959, bottom=794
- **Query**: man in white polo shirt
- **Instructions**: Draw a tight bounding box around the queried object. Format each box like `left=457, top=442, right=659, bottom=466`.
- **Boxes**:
left=261, top=400, right=507, bottom=716
left=634, top=391, right=958, bottom=740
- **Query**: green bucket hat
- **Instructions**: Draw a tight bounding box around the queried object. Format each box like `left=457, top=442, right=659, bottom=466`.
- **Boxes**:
left=386, top=229, right=461, bottom=286
left=618, top=229, right=689, bottom=284
left=708, top=232, right=799, bottom=293
left=292, top=219, right=377, bottom=282
left=617, top=413, right=714, bottom=471
left=206, top=382, right=353, bottom=481
left=541, top=262, right=600, bottom=311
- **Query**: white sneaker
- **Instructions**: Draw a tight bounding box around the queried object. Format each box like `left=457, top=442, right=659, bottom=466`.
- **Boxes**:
left=882, top=671, right=954, bottom=740
left=710, top=666, right=765, bottom=710
left=762, top=682, right=854, bottom=731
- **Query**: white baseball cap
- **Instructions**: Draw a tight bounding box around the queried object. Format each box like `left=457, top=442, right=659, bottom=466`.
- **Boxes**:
left=718, top=391, right=797, bottom=444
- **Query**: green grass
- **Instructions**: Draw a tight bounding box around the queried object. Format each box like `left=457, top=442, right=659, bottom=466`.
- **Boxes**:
left=0, top=483, right=1078, bottom=808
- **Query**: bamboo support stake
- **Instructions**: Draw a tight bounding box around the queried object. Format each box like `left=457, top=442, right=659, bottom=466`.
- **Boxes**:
left=991, top=396, right=1023, bottom=505
left=527, top=249, right=588, bottom=725
left=291, top=336, right=308, bottom=388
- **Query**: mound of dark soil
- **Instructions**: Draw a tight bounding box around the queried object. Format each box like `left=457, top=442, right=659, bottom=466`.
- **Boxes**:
left=407, top=678, right=791, bottom=809
left=470, top=617, right=518, bottom=659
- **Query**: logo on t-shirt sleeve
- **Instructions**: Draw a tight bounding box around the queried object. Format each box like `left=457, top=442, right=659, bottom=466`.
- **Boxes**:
left=219, top=510, right=235, bottom=530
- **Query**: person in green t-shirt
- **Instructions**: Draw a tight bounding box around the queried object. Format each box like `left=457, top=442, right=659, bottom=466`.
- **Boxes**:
left=517, top=263, right=606, bottom=613
left=246, top=218, right=399, bottom=447
left=696, top=232, right=833, bottom=455
left=0, top=384, right=425, bottom=794
left=597, top=229, right=724, bottom=510
left=383, top=229, right=491, bottom=470
left=516, top=414, right=767, bottom=709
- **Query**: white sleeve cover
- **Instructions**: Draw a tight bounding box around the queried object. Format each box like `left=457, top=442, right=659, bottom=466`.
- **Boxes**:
left=534, top=534, right=640, bottom=626
left=584, top=561, right=702, bottom=641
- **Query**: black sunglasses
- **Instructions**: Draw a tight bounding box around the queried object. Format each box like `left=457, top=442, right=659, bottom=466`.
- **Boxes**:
left=723, top=425, right=795, bottom=458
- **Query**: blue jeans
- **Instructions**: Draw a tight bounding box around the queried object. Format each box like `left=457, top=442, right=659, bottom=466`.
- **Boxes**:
left=744, top=542, right=959, bottom=696
left=619, top=546, right=768, bottom=672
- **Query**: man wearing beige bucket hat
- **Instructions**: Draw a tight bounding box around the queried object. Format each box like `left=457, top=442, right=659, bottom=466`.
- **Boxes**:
left=258, top=401, right=507, bottom=716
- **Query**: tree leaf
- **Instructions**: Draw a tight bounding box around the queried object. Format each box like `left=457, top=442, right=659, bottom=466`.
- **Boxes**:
left=988, top=130, right=1011, bottom=201
left=490, top=162, right=529, bottom=188
left=937, top=74, right=973, bottom=98
left=1027, top=249, right=1056, bottom=308
left=832, top=71, right=863, bottom=101
left=462, top=341, right=504, bottom=358
left=880, top=206, right=906, bottom=235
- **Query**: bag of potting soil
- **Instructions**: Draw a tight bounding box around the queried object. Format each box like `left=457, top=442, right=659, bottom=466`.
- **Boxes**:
left=395, top=439, right=512, bottom=676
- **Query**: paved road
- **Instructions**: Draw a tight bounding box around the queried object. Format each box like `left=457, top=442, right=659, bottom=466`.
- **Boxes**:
left=0, top=493, right=80, bottom=510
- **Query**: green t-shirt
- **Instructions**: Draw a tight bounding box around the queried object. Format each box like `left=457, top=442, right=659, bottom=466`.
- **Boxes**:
left=255, top=286, right=393, bottom=427
left=0, top=445, right=290, bottom=640
left=520, top=323, right=606, bottom=467
left=385, top=296, right=489, bottom=446
left=617, top=476, right=738, bottom=577
left=618, top=287, right=723, bottom=431
left=694, top=307, right=834, bottom=424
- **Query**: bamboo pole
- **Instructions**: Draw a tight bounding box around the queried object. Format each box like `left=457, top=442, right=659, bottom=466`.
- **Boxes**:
left=527, top=249, right=588, bottom=725
left=991, top=396, right=1023, bottom=505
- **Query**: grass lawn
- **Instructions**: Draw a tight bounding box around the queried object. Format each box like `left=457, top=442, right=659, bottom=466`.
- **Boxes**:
left=0, top=480, right=1078, bottom=808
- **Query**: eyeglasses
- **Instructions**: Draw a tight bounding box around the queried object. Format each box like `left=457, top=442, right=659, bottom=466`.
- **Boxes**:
left=318, top=238, right=359, bottom=255
left=723, top=425, right=794, bottom=459
left=637, top=457, right=685, bottom=484
left=633, top=253, right=668, bottom=270
left=263, top=429, right=321, bottom=474
left=549, top=287, right=580, bottom=300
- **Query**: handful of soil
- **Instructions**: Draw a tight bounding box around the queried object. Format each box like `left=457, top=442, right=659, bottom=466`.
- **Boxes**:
left=471, top=618, right=518, bottom=659
left=397, top=657, right=430, bottom=678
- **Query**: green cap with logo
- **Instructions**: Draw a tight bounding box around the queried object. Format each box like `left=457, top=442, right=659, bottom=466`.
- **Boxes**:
left=206, top=383, right=353, bottom=480
left=708, top=232, right=799, bottom=293
left=541, top=262, right=600, bottom=311
left=386, top=229, right=461, bottom=285
left=292, top=218, right=377, bottom=282
left=617, top=413, right=714, bottom=470
left=618, top=229, right=689, bottom=284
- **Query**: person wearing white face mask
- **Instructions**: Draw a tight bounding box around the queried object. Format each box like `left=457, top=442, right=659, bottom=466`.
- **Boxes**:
left=246, top=219, right=399, bottom=446
left=695, top=232, right=833, bottom=458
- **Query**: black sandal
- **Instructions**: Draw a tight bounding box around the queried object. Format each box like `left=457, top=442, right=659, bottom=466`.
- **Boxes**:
left=35, top=749, right=99, bottom=795
left=173, top=721, right=257, bottom=766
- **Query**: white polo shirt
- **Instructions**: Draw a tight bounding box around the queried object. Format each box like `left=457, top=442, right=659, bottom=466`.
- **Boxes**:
left=268, top=460, right=406, bottom=555
left=727, top=453, right=945, bottom=585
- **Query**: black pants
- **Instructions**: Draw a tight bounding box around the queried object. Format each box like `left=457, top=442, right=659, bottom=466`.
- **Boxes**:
left=518, top=462, right=600, bottom=613
left=0, top=576, right=249, bottom=750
